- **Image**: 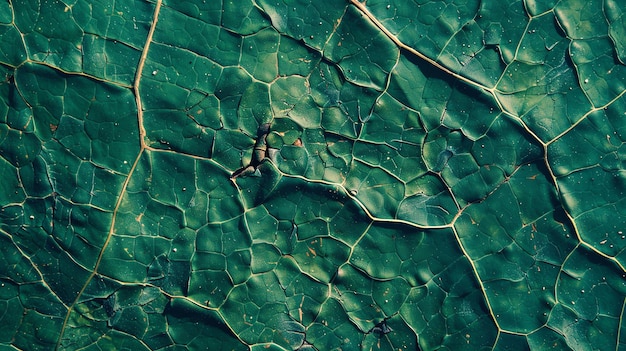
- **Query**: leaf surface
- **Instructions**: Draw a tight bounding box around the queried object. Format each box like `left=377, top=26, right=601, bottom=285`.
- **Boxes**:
left=1, top=0, right=625, bottom=350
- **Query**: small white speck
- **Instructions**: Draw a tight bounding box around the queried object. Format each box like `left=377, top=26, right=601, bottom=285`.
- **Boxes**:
left=173, top=248, right=177, bottom=252
left=29, top=215, right=34, bottom=220
left=152, top=70, right=157, bottom=76
left=386, top=4, right=391, bottom=9
left=584, top=78, right=589, bottom=84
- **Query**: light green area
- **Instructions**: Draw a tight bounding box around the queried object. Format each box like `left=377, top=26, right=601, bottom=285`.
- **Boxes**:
left=1, top=0, right=625, bottom=350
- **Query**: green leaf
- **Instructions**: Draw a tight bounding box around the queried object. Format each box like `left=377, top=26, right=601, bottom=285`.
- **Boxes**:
left=2, top=0, right=626, bottom=350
